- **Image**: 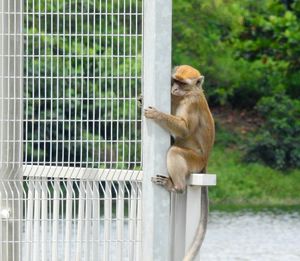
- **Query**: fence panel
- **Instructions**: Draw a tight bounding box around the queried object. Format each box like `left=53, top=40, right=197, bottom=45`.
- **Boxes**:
left=0, top=0, right=144, bottom=260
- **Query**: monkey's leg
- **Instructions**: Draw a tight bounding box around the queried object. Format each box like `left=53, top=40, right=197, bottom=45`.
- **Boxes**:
left=167, top=146, right=189, bottom=193
left=167, top=146, right=207, bottom=193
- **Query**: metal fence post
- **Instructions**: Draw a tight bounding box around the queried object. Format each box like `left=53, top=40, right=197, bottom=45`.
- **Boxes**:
left=142, top=0, right=172, bottom=260
left=184, top=186, right=203, bottom=261
left=171, top=175, right=216, bottom=260
left=171, top=186, right=204, bottom=261
left=0, top=1, right=23, bottom=260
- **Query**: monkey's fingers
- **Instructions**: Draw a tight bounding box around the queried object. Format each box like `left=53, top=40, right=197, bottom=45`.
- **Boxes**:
left=151, top=175, right=169, bottom=186
left=137, top=94, right=143, bottom=107
left=144, top=106, right=159, bottom=119
left=156, top=175, right=169, bottom=179
left=146, top=106, right=157, bottom=110
left=144, top=108, right=155, bottom=119
left=144, top=109, right=151, bottom=118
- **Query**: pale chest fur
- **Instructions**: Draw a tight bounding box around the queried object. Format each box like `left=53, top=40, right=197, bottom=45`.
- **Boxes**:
left=171, top=95, right=214, bottom=156
left=171, top=96, right=189, bottom=116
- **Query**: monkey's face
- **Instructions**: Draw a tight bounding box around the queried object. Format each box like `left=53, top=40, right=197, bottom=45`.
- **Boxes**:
left=171, top=78, right=192, bottom=96
left=171, top=65, right=204, bottom=96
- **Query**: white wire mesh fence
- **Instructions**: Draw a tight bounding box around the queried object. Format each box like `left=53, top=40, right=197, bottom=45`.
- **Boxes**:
left=0, top=0, right=143, bottom=260
left=24, top=0, right=143, bottom=170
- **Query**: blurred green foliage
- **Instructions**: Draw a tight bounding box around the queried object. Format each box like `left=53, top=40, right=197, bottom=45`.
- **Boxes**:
left=25, top=0, right=142, bottom=169
left=173, top=0, right=300, bottom=169
left=173, top=0, right=300, bottom=104
left=246, top=95, right=300, bottom=169
left=209, top=144, right=300, bottom=206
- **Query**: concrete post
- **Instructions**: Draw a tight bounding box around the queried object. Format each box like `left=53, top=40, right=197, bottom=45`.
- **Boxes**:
left=142, top=0, right=172, bottom=260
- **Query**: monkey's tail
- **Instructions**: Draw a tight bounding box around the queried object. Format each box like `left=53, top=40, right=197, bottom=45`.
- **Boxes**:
left=182, top=178, right=209, bottom=261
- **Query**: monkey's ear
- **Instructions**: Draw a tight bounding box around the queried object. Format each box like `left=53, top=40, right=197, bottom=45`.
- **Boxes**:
left=197, top=76, right=204, bottom=87
left=172, top=66, right=179, bottom=77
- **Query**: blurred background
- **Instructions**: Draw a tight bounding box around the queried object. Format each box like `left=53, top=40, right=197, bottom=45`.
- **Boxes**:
left=173, top=0, right=300, bottom=259
left=173, top=0, right=300, bottom=209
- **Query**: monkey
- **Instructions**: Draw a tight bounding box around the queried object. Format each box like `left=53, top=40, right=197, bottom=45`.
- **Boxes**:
left=144, top=65, right=214, bottom=192
left=144, top=65, right=215, bottom=261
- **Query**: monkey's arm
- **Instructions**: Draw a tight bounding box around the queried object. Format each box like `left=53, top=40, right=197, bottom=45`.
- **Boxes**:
left=144, top=106, right=192, bottom=138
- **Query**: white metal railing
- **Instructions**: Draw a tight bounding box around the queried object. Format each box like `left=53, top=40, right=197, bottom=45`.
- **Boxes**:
left=17, top=177, right=143, bottom=261
left=1, top=0, right=144, bottom=260
left=23, top=166, right=215, bottom=185
left=23, top=166, right=142, bottom=181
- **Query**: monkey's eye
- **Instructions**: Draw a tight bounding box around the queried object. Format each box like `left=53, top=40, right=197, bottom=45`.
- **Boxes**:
left=172, top=79, right=187, bottom=86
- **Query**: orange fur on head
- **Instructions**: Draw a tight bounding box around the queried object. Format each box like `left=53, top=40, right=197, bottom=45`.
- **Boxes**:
left=173, top=65, right=201, bottom=83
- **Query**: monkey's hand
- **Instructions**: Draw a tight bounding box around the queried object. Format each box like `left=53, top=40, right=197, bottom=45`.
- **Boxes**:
left=144, top=106, right=162, bottom=120
left=137, top=94, right=143, bottom=107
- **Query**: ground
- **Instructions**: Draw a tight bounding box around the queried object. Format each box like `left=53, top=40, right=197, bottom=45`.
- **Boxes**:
left=212, top=106, right=263, bottom=136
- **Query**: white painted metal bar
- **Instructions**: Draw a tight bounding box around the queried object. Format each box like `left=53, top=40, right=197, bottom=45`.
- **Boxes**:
left=33, top=181, right=41, bottom=261
left=170, top=193, right=187, bottom=261
left=0, top=1, right=23, bottom=260
left=92, top=182, right=100, bottom=261
left=23, top=166, right=142, bottom=181
left=184, top=186, right=203, bottom=261
left=51, top=180, right=60, bottom=261
left=117, top=182, right=125, bottom=260
left=136, top=182, right=142, bottom=260
left=128, top=183, right=137, bottom=260
left=41, top=181, right=48, bottom=261
left=64, top=180, right=72, bottom=261
left=76, top=181, right=85, bottom=261
left=25, top=181, right=34, bottom=261
left=171, top=180, right=216, bottom=260
left=104, top=181, right=112, bottom=261
left=85, top=181, right=92, bottom=261
left=142, top=0, right=172, bottom=258
left=188, top=174, right=217, bottom=186
left=23, top=167, right=215, bottom=185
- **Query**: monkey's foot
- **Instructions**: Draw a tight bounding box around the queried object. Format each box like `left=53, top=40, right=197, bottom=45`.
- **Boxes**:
left=151, top=175, right=176, bottom=192
left=151, top=175, right=169, bottom=186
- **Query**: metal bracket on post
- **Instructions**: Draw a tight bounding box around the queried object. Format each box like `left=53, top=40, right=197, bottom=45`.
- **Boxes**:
left=171, top=174, right=216, bottom=261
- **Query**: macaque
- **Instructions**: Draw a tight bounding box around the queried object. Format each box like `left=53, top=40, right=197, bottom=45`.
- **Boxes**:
left=144, top=65, right=215, bottom=261
left=144, top=65, right=214, bottom=191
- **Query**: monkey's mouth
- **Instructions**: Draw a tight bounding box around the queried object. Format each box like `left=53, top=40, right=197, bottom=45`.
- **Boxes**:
left=172, top=89, right=184, bottom=96
left=171, top=90, right=179, bottom=96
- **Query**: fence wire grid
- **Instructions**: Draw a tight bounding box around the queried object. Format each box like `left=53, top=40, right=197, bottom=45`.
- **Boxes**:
left=0, top=0, right=143, bottom=260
